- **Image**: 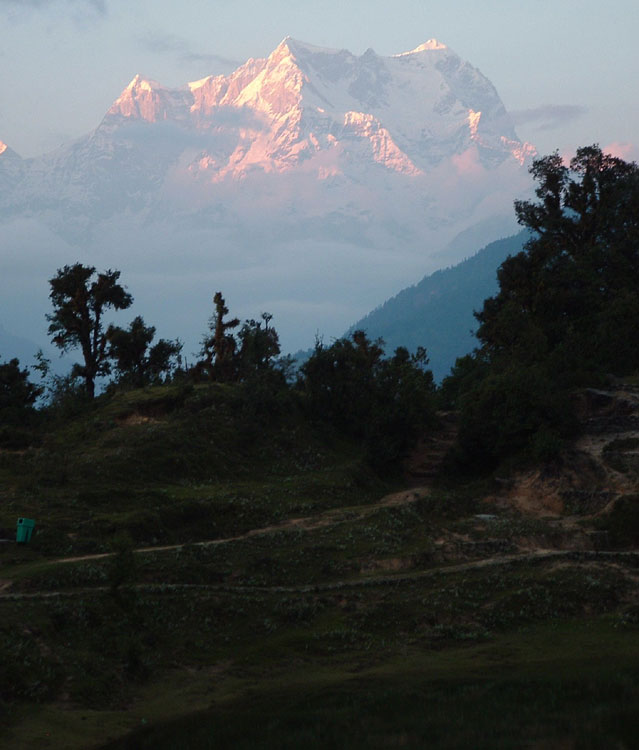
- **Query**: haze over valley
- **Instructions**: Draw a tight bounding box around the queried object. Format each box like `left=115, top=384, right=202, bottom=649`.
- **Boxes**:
left=1, top=36, right=534, bottom=361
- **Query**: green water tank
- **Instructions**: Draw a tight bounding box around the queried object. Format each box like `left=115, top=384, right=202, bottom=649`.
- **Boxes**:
left=16, top=518, right=36, bottom=544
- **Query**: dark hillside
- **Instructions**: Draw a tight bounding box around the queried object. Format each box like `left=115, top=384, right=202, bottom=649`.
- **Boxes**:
left=0, top=383, right=384, bottom=556
left=349, top=231, right=528, bottom=380
left=2, top=375, right=639, bottom=749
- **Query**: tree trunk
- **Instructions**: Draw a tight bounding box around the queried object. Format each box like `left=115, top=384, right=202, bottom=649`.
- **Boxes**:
left=85, top=374, right=95, bottom=400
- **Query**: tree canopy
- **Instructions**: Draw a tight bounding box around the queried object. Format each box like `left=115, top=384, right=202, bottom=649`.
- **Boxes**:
left=476, top=145, right=639, bottom=376
left=300, top=331, right=436, bottom=466
left=0, top=356, right=42, bottom=417
left=196, top=293, right=287, bottom=386
left=198, top=292, right=240, bottom=382
left=447, top=145, right=639, bottom=467
left=236, top=313, right=281, bottom=379
left=47, top=264, right=133, bottom=398
left=107, top=316, right=182, bottom=388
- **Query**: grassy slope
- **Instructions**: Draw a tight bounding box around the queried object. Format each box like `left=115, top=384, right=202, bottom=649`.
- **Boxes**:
left=1, top=383, right=639, bottom=749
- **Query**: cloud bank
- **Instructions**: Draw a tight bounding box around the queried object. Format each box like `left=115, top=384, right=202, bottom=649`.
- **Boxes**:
left=138, top=32, right=241, bottom=75
left=511, top=104, right=588, bottom=131
left=603, top=141, right=639, bottom=162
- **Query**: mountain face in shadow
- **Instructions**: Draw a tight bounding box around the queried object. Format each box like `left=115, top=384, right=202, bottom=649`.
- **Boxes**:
left=349, top=231, right=528, bottom=381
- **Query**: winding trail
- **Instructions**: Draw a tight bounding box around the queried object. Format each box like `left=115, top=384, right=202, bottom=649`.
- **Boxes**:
left=3, top=549, right=639, bottom=601
left=5, top=390, right=639, bottom=601
left=0, top=487, right=430, bottom=594
left=53, top=486, right=430, bottom=564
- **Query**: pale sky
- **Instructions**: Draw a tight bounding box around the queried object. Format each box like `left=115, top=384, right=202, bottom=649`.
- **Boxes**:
left=1, top=0, right=638, bottom=160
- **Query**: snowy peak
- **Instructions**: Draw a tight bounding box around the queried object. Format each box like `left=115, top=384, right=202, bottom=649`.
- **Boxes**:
left=0, top=37, right=537, bottom=349
left=9, top=35, right=536, bottom=223
left=107, top=74, right=191, bottom=123
left=0, top=139, right=21, bottom=160
left=396, top=39, right=448, bottom=55
left=273, top=36, right=339, bottom=58
left=187, top=57, right=269, bottom=118
left=93, top=37, right=532, bottom=180
left=126, top=73, right=159, bottom=92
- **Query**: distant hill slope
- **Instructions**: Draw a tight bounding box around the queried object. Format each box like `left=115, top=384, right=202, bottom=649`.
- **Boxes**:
left=349, top=231, right=528, bottom=381
left=0, top=325, right=41, bottom=366
left=0, top=324, right=66, bottom=375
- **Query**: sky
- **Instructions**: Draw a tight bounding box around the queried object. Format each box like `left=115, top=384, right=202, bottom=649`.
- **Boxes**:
left=1, top=0, right=638, bottom=161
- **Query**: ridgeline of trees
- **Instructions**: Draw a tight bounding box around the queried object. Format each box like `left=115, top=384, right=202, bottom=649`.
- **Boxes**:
left=0, top=264, right=438, bottom=467
left=1, top=145, right=638, bottom=475
left=444, top=145, right=639, bottom=468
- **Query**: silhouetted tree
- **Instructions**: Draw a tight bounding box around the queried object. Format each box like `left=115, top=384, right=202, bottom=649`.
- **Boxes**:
left=366, top=345, right=436, bottom=466
left=449, top=145, right=639, bottom=468
left=198, top=292, right=240, bottom=381
left=477, top=145, right=639, bottom=374
left=237, top=312, right=281, bottom=378
left=300, top=331, right=436, bottom=466
left=300, top=331, right=385, bottom=436
left=107, top=316, right=182, bottom=387
left=0, top=356, right=43, bottom=448
left=0, top=356, right=42, bottom=418
left=47, top=264, right=133, bottom=399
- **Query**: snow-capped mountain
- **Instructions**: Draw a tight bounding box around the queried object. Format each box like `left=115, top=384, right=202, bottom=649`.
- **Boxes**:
left=107, top=37, right=529, bottom=174
left=0, top=38, right=535, bottom=355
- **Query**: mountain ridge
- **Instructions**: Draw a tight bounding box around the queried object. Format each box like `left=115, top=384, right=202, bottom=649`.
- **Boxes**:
left=98, top=35, right=534, bottom=181
left=0, top=37, right=536, bottom=355
left=349, top=231, right=529, bottom=380
left=0, top=36, right=535, bottom=224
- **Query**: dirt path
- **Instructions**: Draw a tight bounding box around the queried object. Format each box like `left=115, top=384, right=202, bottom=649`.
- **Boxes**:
left=489, top=386, right=639, bottom=519
left=6, top=390, right=639, bottom=598
left=3, top=549, right=639, bottom=601
left=17, top=487, right=432, bottom=568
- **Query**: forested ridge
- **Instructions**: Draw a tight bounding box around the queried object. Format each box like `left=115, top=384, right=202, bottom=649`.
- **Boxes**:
left=348, top=230, right=529, bottom=381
